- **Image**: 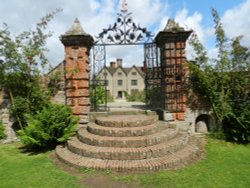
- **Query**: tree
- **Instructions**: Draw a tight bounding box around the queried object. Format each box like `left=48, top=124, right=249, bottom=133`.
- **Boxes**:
left=0, top=10, right=61, bottom=129
left=189, top=8, right=250, bottom=143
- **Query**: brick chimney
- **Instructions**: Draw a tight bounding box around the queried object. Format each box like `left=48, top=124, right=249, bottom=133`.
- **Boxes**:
left=110, top=61, right=116, bottom=68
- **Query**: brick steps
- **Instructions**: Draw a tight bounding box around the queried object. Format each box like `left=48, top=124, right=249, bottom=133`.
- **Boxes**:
left=56, top=142, right=200, bottom=172
left=87, top=121, right=167, bottom=137
left=77, top=127, right=177, bottom=148
left=55, top=113, right=204, bottom=172
left=95, top=114, right=158, bottom=128
left=67, top=133, right=188, bottom=160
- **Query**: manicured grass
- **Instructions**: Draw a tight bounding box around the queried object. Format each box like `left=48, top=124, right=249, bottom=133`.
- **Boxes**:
left=0, top=143, right=78, bottom=188
left=114, top=138, right=250, bottom=188
left=1, top=138, right=250, bottom=188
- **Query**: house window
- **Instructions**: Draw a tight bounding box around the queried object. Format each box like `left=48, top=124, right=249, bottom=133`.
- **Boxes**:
left=105, top=80, right=109, bottom=86
left=132, top=72, right=137, bottom=75
left=118, top=80, right=123, bottom=86
left=131, top=80, right=137, bottom=86
left=118, top=72, right=122, bottom=76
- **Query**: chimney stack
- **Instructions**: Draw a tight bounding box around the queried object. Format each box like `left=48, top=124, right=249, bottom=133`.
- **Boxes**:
left=116, top=58, right=123, bottom=67
left=110, top=61, right=116, bottom=68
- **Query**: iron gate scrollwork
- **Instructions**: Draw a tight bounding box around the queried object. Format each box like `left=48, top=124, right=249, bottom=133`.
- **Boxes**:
left=90, top=3, right=159, bottom=111
left=96, top=11, right=153, bottom=45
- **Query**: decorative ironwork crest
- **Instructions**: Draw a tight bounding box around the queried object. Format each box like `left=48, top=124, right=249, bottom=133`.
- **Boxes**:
left=95, top=4, right=153, bottom=45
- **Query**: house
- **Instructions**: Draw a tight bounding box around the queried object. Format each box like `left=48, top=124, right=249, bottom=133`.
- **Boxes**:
left=97, top=59, right=145, bottom=99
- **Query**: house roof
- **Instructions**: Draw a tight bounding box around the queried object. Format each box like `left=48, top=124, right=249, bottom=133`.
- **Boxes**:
left=105, top=65, right=145, bottom=78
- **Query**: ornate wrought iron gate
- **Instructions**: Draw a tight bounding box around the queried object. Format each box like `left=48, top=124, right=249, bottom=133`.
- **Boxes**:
left=90, top=4, right=161, bottom=111
left=90, top=44, right=107, bottom=111
left=144, top=43, right=163, bottom=108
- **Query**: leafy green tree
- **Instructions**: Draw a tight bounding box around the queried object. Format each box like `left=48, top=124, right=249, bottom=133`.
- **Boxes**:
left=189, top=8, right=250, bottom=143
left=18, top=104, right=78, bottom=149
left=0, top=10, right=60, bottom=129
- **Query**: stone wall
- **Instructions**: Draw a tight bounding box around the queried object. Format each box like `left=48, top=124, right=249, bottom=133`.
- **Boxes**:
left=0, top=90, right=17, bottom=143
left=46, top=62, right=66, bottom=105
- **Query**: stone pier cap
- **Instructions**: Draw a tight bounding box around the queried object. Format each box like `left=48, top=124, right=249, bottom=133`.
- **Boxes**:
left=155, top=19, right=192, bottom=44
left=60, top=18, right=94, bottom=48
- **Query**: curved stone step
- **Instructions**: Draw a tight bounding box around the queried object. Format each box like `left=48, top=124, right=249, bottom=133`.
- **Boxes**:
left=56, top=141, right=201, bottom=172
left=87, top=121, right=168, bottom=137
left=95, top=115, right=158, bottom=128
left=77, top=127, right=178, bottom=148
left=67, top=133, right=189, bottom=160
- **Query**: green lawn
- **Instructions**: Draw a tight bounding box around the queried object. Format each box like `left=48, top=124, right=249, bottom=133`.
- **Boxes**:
left=114, top=138, right=250, bottom=188
left=0, top=138, right=250, bottom=188
left=0, top=143, right=78, bottom=188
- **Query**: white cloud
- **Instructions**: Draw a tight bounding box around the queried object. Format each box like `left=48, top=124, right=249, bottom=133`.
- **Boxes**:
left=171, top=8, right=211, bottom=60
left=126, top=0, right=168, bottom=27
left=105, top=45, right=144, bottom=67
left=1, top=0, right=247, bottom=71
left=175, top=9, right=205, bottom=42
left=222, top=0, right=250, bottom=48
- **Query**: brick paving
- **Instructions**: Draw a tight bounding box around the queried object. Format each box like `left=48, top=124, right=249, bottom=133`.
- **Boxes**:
left=56, top=113, right=205, bottom=172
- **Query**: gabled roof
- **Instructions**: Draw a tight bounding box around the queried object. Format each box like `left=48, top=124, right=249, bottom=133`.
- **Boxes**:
left=46, top=61, right=64, bottom=76
left=129, top=65, right=145, bottom=78
left=113, top=65, right=128, bottom=75
left=104, top=65, right=145, bottom=78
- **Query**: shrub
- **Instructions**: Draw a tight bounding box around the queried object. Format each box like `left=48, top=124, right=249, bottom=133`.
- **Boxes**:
left=90, top=85, right=105, bottom=105
left=223, top=101, right=250, bottom=143
left=127, top=91, right=145, bottom=102
left=145, top=86, right=163, bottom=108
left=0, top=120, right=6, bottom=140
left=18, top=104, right=78, bottom=149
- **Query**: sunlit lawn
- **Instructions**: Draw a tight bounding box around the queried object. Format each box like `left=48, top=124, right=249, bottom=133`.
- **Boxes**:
left=1, top=137, right=250, bottom=188
left=113, top=138, right=250, bottom=188
left=0, top=143, right=78, bottom=188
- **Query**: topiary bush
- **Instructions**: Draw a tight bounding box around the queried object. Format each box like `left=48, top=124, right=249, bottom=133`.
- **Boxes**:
left=0, top=120, right=6, bottom=140
left=18, top=104, right=78, bottom=149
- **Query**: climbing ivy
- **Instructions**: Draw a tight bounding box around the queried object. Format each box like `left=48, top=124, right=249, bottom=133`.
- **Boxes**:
left=188, top=8, right=250, bottom=143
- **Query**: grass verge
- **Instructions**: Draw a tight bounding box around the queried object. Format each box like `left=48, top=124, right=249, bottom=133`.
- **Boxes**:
left=1, top=138, right=249, bottom=188
left=113, top=138, right=250, bottom=188
left=0, top=143, right=78, bottom=188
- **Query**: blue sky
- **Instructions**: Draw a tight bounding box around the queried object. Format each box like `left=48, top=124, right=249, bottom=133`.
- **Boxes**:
left=174, top=0, right=243, bottom=17
left=0, top=0, right=249, bottom=68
